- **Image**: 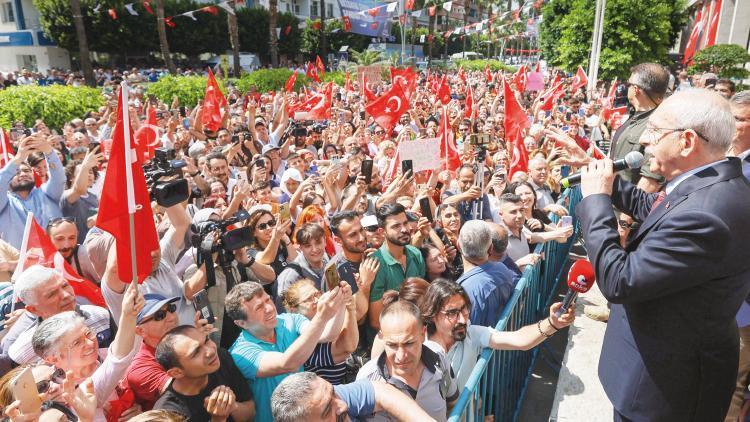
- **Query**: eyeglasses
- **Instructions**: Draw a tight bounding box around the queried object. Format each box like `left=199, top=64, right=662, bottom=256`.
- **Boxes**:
left=256, top=219, right=277, bottom=231
left=47, top=216, right=76, bottom=229
left=69, top=328, right=97, bottom=350
left=440, top=304, right=469, bottom=320
left=364, top=225, right=379, bottom=233
left=142, top=303, right=177, bottom=323
left=36, top=367, right=66, bottom=394
left=643, top=126, right=709, bottom=146
left=618, top=219, right=634, bottom=229
left=374, top=130, right=385, bottom=135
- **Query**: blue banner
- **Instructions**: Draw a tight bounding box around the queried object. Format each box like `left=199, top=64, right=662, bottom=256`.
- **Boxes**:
left=338, top=0, right=393, bottom=38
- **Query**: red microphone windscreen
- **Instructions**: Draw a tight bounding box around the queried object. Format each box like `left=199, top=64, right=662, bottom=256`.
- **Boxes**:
left=567, top=259, right=595, bottom=293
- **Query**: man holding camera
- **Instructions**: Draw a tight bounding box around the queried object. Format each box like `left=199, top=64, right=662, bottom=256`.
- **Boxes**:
left=442, top=164, right=494, bottom=222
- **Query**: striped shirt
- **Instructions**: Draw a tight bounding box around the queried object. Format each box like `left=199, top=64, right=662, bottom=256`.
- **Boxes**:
left=304, top=342, right=348, bottom=385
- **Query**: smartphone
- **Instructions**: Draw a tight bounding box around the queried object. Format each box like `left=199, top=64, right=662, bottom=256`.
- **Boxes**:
left=11, top=367, right=42, bottom=415
left=279, top=203, right=291, bottom=223
left=331, top=156, right=340, bottom=166
left=192, top=289, right=215, bottom=324
left=359, top=111, right=365, bottom=120
left=324, top=262, right=341, bottom=292
left=362, top=160, right=374, bottom=184
left=182, top=118, right=190, bottom=129
left=89, top=141, right=101, bottom=152
left=560, top=216, right=573, bottom=227
left=401, top=159, right=413, bottom=176
left=236, top=168, right=248, bottom=184
left=179, top=106, right=187, bottom=118
left=255, top=158, right=266, bottom=169
left=435, top=181, right=444, bottom=191
left=419, top=197, right=433, bottom=222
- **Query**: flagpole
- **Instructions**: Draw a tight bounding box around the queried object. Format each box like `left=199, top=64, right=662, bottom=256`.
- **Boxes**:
left=120, top=82, right=139, bottom=287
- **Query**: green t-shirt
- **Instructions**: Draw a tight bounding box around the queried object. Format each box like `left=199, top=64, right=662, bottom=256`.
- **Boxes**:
left=369, top=244, right=426, bottom=302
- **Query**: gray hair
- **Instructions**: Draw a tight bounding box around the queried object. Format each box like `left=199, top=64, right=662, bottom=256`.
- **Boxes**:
left=15, top=265, right=62, bottom=306
left=32, top=311, right=84, bottom=358
left=659, top=88, right=735, bottom=154
left=271, top=372, right=319, bottom=421
left=225, top=282, right=265, bottom=321
left=528, top=156, right=547, bottom=169
left=458, top=220, right=492, bottom=261
left=730, top=91, right=750, bottom=107
left=489, top=223, right=509, bottom=256
left=630, top=63, right=670, bottom=99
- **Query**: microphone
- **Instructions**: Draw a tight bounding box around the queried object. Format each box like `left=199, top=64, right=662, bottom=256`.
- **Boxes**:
left=561, top=151, right=644, bottom=188
left=554, top=259, right=596, bottom=318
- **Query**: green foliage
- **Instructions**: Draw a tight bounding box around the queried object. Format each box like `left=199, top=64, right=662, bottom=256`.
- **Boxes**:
left=689, top=44, right=750, bottom=79
left=236, top=69, right=303, bottom=93
left=147, top=75, right=226, bottom=107
left=350, top=50, right=384, bottom=66
left=540, top=0, right=687, bottom=80
left=300, top=18, right=369, bottom=57
left=0, top=85, right=103, bottom=130
left=321, top=71, right=346, bottom=86
left=453, top=59, right=517, bottom=72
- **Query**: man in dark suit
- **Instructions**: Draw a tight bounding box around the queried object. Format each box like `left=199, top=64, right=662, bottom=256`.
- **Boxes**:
left=576, top=89, right=750, bottom=422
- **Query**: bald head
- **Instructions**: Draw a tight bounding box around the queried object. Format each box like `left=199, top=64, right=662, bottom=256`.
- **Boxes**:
left=649, top=89, right=734, bottom=155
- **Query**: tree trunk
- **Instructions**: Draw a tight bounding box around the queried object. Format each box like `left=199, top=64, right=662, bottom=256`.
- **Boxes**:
left=411, top=16, right=417, bottom=65
left=428, top=12, right=434, bottom=65
left=156, top=0, right=176, bottom=73
left=320, top=0, right=327, bottom=65
left=269, top=0, right=279, bottom=67
left=227, top=3, right=241, bottom=77
left=462, top=1, right=468, bottom=58
left=70, top=0, right=95, bottom=86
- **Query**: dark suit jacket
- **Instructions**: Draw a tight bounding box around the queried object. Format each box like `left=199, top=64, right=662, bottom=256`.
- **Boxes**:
left=577, top=158, right=750, bottom=422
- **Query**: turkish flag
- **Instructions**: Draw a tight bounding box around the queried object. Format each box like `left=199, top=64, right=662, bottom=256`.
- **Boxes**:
left=345, top=72, right=352, bottom=92
left=602, top=106, right=628, bottom=126
left=390, top=66, right=417, bottom=97
left=437, top=106, right=460, bottom=171
left=484, top=63, right=492, bottom=83
left=362, top=76, right=377, bottom=102
left=367, top=7, right=380, bottom=16
left=365, top=82, right=409, bottom=134
left=458, top=66, right=466, bottom=83
left=202, top=68, right=227, bottom=132
left=535, top=62, right=541, bottom=73
left=96, top=83, right=159, bottom=284
left=464, top=84, right=474, bottom=119
left=503, top=79, right=530, bottom=178
left=108, top=8, right=117, bottom=19
left=428, top=6, right=436, bottom=16
left=200, top=5, right=218, bottom=15
left=537, top=82, right=564, bottom=112
left=285, top=71, right=297, bottom=93
left=342, top=16, right=352, bottom=32
left=306, top=62, right=321, bottom=83
left=513, top=64, right=527, bottom=92
left=13, top=214, right=106, bottom=307
left=316, top=55, right=326, bottom=77
left=142, top=0, right=154, bottom=14
left=436, top=75, right=451, bottom=105
left=405, top=0, right=415, bottom=10
left=134, top=106, right=158, bottom=161
left=0, top=129, right=14, bottom=168
left=569, top=66, right=588, bottom=92
left=293, top=82, right=333, bottom=120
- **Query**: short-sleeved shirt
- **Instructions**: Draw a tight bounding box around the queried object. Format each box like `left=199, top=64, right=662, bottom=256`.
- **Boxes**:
left=154, top=347, right=252, bottom=422
left=356, top=344, right=458, bottom=422
left=229, top=313, right=310, bottom=422
left=425, top=324, right=495, bottom=389
left=333, top=380, right=377, bottom=419
left=59, top=190, right=99, bottom=243
left=457, top=262, right=515, bottom=328
left=369, top=244, right=425, bottom=302
left=127, top=342, right=170, bottom=410
left=443, top=190, right=493, bottom=222
left=305, top=341, right=348, bottom=385
left=505, top=226, right=531, bottom=263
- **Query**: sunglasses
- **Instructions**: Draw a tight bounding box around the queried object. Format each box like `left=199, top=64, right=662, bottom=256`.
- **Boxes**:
left=36, top=367, right=66, bottom=394
left=47, top=216, right=76, bottom=229
left=257, top=219, right=277, bottom=231
left=618, top=220, right=634, bottom=229
left=364, top=225, right=379, bottom=233
left=143, top=303, right=177, bottom=323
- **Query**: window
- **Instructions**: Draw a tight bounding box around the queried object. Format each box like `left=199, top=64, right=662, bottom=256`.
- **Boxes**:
left=285, top=2, right=291, bottom=12
left=1, top=2, right=14, bottom=24
left=326, top=3, right=333, bottom=17
left=294, top=3, right=300, bottom=14
left=310, top=1, right=319, bottom=17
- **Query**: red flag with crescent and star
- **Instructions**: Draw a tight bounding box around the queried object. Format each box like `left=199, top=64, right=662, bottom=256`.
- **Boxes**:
left=365, top=82, right=409, bottom=134
left=503, top=79, right=530, bottom=178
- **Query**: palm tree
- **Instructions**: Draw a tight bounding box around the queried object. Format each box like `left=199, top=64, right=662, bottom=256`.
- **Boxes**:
left=350, top=49, right=384, bottom=67
left=227, top=2, right=241, bottom=76
left=155, top=0, right=176, bottom=73
left=69, top=0, right=94, bottom=86
left=269, top=0, right=279, bottom=66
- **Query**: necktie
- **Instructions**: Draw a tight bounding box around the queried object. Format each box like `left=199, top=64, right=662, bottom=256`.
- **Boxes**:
left=650, top=191, right=667, bottom=214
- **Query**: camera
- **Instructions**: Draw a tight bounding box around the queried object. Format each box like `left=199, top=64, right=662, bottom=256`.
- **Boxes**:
left=143, top=148, right=189, bottom=207
left=190, top=210, right=253, bottom=252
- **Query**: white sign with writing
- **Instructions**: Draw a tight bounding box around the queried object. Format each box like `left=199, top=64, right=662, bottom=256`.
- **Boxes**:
left=398, top=137, right=441, bottom=173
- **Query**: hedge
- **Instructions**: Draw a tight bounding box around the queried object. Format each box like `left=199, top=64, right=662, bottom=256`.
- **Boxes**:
left=146, top=75, right=228, bottom=108
left=0, top=85, right=104, bottom=131
left=453, top=59, right=517, bottom=73
left=236, top=69, right=347, bottom=93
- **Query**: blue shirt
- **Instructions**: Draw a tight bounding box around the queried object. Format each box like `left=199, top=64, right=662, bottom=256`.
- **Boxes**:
left=457, top=261, right=515, bottom=328
left=0, top=153, right=65, bottom=249
left=229, top=313, right=310, bottom=422
left=333, top=380, right=376, bottom=419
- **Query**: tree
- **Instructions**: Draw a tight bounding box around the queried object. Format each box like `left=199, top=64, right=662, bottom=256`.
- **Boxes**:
left=319, top=0, right=327, bottom=63
left=540, top=0, right=687, bottom=80
left=155, top=0, right=176, bottom=73
left=269, top=0, right=279, bottom=66
left=350, top=49, right=384, bottom=66
left=227, top=2, right=241, bottom=76
left=69, top=0, right=94, bottom=86
left=689, top=44, right=750, bottom=80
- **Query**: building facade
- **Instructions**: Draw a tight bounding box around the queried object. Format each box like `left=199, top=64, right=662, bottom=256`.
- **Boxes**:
left=0, top=0, right=70, bottom=72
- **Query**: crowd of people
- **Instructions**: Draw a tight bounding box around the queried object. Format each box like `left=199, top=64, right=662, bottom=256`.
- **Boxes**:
left=0, top=56, right=745, bottom=422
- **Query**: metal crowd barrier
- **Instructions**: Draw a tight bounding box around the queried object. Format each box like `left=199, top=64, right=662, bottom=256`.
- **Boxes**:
left=448, top=186, right=583, bottom=422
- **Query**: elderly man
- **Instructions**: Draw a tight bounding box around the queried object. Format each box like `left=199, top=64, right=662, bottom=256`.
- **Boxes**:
left=271, top=372, right=435, bottom=421
left=455, top=221, right=515, bottom=328
left=225, top=281, right=348, bottom=421
left=1, top=265, right=113, bottom=365
left=0, top=134, right=65, bottom=249
left=527, top=157, right=568, bottom=216
left=442, top=164, right=493, bottom=222
left=577, top=89, right=750, bottom=422
left=421, top=279, right=574, bottom=389
left=356, top=300, right=458, bottom=421
left=726, top=91, right=750, bottom=421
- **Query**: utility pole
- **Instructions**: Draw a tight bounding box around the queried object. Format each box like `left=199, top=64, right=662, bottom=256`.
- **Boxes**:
left=587, top=0, right=606, bottom=97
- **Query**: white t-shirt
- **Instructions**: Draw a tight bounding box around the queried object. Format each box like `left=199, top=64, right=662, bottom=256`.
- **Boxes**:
left=425, top=324, right=495, bottom=389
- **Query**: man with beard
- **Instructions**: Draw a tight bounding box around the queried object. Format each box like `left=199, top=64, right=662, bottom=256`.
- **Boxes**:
left=368, top=204, right=426, bottom=331
left=0, top=134, right=65, bottom=249
left=328, top=211, right=381, bottom=322
left=46, top=218, right=100, bottom=283
left=442, top=165, right=493, bottom=222
left=420, top=279, right=575, bottom=389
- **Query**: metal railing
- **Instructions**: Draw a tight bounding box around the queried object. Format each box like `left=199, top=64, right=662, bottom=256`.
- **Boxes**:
left=448, top=186, right=583, bottom=422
